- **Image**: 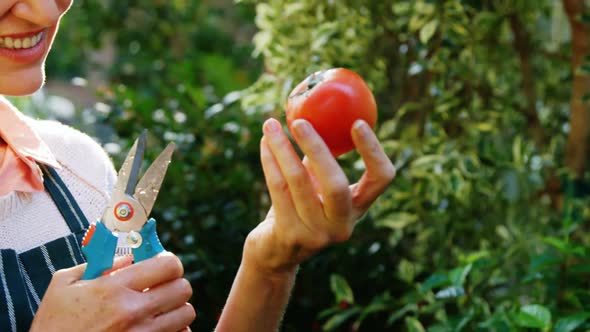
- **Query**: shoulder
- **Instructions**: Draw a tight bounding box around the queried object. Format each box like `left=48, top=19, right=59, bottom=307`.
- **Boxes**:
left=28, top=118, right=117, bottom=194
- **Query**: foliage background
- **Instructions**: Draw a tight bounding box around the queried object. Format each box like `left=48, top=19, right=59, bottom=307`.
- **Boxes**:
left=11, top=0, right=590, bottom=331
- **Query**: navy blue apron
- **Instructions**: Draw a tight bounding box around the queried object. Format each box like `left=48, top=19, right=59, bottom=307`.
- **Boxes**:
left=0, top=165, right=90, bottom=332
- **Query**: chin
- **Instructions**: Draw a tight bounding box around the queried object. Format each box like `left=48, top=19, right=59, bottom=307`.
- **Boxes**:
left=0, top=66, right=46, bottom=96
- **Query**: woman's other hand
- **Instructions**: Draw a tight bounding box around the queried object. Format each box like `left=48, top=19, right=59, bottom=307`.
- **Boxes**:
left=245, top=117, right=396, bottom=277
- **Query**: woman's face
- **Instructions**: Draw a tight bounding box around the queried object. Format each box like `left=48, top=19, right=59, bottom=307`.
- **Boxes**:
left=0, top=0, right=73, bottom=96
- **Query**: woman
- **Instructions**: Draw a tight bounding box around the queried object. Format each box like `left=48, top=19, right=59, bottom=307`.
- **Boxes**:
left=0, top=1, right=396, bottom=331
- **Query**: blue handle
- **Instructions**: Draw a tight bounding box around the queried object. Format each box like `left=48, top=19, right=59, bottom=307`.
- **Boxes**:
left=81, top=219, right=165, bottom=280
left=81, top=222, right=118, bottom=280
left=133, top=218, right=165, bottom=262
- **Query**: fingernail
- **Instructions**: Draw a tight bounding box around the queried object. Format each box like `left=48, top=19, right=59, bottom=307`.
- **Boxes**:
left=353, top=120, right=369, bottom=135
left=264, top=118, right=280, bottom=134
left=292, top=119, right=311, bottom=137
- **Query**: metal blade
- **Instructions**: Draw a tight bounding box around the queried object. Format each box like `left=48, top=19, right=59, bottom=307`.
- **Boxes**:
left=134, top=142, right=176, bottom=217
left=113, top=133, right=140, bottom=193
left=124, top=130, right=147, bottom=195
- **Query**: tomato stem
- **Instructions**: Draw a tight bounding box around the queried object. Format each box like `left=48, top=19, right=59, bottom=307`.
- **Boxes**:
left=289, top=70, right=325, bottom=99
left=307, top=72, right=323, bottom=90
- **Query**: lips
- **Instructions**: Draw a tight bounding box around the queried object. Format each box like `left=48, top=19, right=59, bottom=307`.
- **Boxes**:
left=0, top=30, right=46, bottom=49
left=0, top=29, right=50, bottom=64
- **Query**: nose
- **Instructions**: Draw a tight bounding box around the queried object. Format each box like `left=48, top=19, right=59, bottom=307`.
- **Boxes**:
left=11, top=0, right=72, bottom=27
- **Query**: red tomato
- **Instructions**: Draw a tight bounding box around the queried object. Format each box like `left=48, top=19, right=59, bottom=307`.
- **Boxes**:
left=285, top=68, right=377, bottom=157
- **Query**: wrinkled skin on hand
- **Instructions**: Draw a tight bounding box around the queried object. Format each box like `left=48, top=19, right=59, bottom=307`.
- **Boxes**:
left=30, top=253, right=196, bottom=332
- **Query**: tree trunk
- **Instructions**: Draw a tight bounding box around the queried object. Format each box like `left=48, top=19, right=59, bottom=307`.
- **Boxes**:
left=508, top=14, right=546, bottom=147
left=563, top=0, right=590, bottom=178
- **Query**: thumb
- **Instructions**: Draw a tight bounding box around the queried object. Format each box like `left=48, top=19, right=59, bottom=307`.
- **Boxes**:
left=54, top=262, right=88, bottom=285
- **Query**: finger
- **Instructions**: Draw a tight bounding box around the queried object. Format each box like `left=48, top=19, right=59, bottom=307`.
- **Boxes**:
left=260, top=137, right=296, bottom=217
left=110, top=252, right=184, bottom=291
left=263, top=118, right=323, bottom=222
left=350, top=120, right=396, bottom=212
left=66, top=256, right=133, bottom=283
left=144, top=278, right=193, bottom=315
left=0, top=3, right=12, bottom=13
left=301, top=157, right=322, bottom=199
left=290, top=119, right=351, bottom=221
left=150, top=303, right=196, bottom=332
left=103, top=255, right=134, bottom=276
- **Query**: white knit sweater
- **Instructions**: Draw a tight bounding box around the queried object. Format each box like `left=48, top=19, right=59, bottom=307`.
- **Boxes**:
left=0, top=118, right=116, bottom=253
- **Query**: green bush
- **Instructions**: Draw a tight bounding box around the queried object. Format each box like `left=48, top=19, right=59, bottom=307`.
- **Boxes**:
left=239, top=0, right=590, bottom=331
left=14, top=0, right=590, bottom=331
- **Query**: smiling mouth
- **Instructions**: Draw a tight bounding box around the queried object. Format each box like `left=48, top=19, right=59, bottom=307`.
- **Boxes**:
left=0, top=31, right=46, bottom=50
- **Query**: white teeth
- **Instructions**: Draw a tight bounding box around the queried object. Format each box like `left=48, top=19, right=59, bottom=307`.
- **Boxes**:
left=0, top=31, right=44, bottom=49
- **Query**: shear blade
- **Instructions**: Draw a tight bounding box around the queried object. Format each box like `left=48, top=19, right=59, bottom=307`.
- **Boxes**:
left=134, top=142, right=176, bottom=217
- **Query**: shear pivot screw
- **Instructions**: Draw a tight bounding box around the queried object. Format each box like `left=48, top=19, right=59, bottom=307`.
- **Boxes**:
left=127, top=231, right=142, bottom=248
left=114, top=202, right=134, bottom=221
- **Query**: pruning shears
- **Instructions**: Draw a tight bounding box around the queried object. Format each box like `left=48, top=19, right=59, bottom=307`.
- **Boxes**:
left=81, top=130, right=175, bottom=280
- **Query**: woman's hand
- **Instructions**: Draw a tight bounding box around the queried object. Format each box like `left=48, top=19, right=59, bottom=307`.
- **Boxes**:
left=30, top=253, right=196, bottom=332
left=214, top=117, right=394, bottom=332
left=244, top=117, right=396, bottom=276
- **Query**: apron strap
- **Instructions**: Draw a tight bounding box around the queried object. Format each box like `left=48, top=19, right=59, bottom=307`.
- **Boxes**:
left=40, top=165, right=90, bottom=233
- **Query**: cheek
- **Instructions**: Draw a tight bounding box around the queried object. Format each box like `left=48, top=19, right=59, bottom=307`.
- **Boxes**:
left=57, top=0, right=74, bottom=13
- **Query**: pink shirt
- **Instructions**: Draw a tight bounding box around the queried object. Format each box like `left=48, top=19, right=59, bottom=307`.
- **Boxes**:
left=0, top=97, right=61, bottom=196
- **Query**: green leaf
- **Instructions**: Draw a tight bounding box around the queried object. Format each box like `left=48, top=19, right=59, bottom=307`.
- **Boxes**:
left=453, top=313, right=474, bottom=332
left=415, top=2, right=436, bottom=16
left=462, top=250, right=490, bottom=264
left=451, top=23, right=469, bottom=36
left=387, top=303, right=418, bottom=326
left=409, top=15, right=427, bottom=32
left=405, top=317, right=426, bottom=332
left=544, top=237, right=587, bottom=256
left=398, top=259, right=420, bottom=283
left=330, top=274, right=354, bottom=304
left=318, top=306, right=342, bottom=320
left=479, top=310, right=514, bottom=332
left=474, top=122, right=495, bottom=132
left=411, top=155, right=446, bottom=170
left=449, top=264, right=472, bottom=286
left=322, top=308, right=361, bottom=331
left=420, top=273, right=450, bottom=293
left=529, top=253, right=562, bottom=272
left=420, top=19, right=439, bottom=44
left=377, top=119, right=399, bottom=139
left=392, top=2, right=411, bottom=15
left=514, top=305, right=552, bottom=329
left=376, top=212, right=419, bottom=230
left=553, top=312, right=590, bottom=332
left=544, top=237, right=570, bottom=252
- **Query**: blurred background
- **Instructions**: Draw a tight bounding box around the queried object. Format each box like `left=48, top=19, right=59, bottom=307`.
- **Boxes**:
left=9, top=0, right=590, bottom=331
